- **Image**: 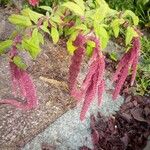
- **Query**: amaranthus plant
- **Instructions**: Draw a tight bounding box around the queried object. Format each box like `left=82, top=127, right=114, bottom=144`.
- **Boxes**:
left=0, top=0, right=141, bottom=120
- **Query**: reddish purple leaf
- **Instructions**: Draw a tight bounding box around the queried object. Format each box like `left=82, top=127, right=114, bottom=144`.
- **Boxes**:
left=113, top=37, right=141, bottom=99
left=68, top=34, right=85, bottom=94
left=80, top=72, right=98, bottom=121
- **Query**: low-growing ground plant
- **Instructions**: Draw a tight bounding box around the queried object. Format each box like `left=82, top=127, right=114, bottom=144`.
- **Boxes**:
left=106, top=0, right=150, bottom=27
left=0, top=0, right=143, bottom=120
left=135, top=36, right=150, bottom=96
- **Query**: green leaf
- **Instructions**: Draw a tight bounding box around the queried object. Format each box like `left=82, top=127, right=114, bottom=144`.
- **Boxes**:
left=65, top=27, right=76, bottom=36
left=74, top=0, right=85, bottom=11
left=49, top=19, right=57, bottom=28
left=38, top=32, right=44, bottom=45
left=111, top=19, right=124, bottom=38
left=39, top=6, right=52, bottom=12
left=96, top=0, right=108, bottom=6
left=40, top=21, right=50, bottom=34
left=74, top=24, right=87, bottom=30
left=86, top=45, right=93, bottom=56
left=125, top=26, right=138, bottom=45
left=94, top=25, right=109, bottom=49
left=22, top=28, right=41, bottom=59
left=50, top=15, right=62, bottom=24
left=110, top=52, right=117, bottom=61
left=87, top=40, right=95, bottom=48
left=22, top=39, right=40, bottom=59
left=8, top=15, right=32, bottom=27
left=51, top=27, right=59, bottom=44
left=66, top=40, right=76, bottom=54
left=13, top=56, right=27, bottom=70
left=111, top=19, right=120, bottom=38
left=69, top=31, right=79, bottom=42
left=62, top=2, right=84, bottom=16
left=0, top=40, right=12, bottom=54
left=93, top=7, right=108, bottom=24
left=21, top=8, right=43, bottom=24
left=123, top=10, right=139, bottom=25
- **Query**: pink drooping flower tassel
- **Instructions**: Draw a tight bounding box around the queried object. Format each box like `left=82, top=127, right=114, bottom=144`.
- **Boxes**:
left=28, top=0, right=39, bottom=6
left=0, top=39, right=38, bottom=110
left=68, top=34, right=86, bottom=100
left=69, top=35, right=105, bottom=120
left=112, top=37, right=140, bottom=100
left=98, top=80, right=105, bottom=106
left=0, top=62, right=38, bottom=110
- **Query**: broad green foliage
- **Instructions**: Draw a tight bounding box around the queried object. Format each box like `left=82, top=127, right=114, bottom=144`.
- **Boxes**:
left=136, top=36, right=150, bottom=96
left=0, top=0, right=139, bottom=69
left=106, top=0, right=150, bottom=27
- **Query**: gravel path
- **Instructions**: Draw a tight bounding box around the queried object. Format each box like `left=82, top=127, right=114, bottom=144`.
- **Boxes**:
left=23, top=79, right=124, bottom=150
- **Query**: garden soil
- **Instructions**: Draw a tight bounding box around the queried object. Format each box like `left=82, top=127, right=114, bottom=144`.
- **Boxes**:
left=0, top=7, right=75, bottom=149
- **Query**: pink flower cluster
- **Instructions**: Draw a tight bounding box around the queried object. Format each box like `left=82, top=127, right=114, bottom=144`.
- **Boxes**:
left=0, top=37, right=38, bottom=110
left=68, top=35, right=105, bottom=120
left=28, top=0, right=39, bottom=6
left=112, top=37, right=141, bottom=100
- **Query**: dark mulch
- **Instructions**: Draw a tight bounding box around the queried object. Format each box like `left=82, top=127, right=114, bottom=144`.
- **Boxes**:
left=80, top=95, right=150, bottom=150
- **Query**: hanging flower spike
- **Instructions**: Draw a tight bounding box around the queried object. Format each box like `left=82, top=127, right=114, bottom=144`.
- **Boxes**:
left=0, top=62, right=38, bottom=110
left=68, top=34, right=86, bottom=100
left=0, top=35, right=38, bottom=110
left=80, top=65, right=99, bottom=121
left=98, top=79, right=105, bottom=106
left=80, top=37, right=105, bottom=120
left=28, top=0, right=39, bottom=6
left=9, top=62, right=26, bottom=97
left=112, top=37, right=141, bottom=100
left=68, top=34, right=105, bottom=120
left=20, top=68, right=38, bottom=109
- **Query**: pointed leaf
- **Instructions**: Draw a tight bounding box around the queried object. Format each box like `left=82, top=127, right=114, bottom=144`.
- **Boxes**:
left=62, top=2, right=84, bottom=16
left=125, top=27, right=138, bottom=45
left=13, top=56, right=27, bottom=70
left=50, top=15, right=62, bottom=24
left=123, top=10, right=139, bottom=25
left=39, top=6, right=52, bottom=12
left=8, top=14, right=32, bottom=27
left=74, top=0, right=85, bottom=11
left=111, top=19, right=120, bottom=38
left=0, top=40, right=12, bottom=54
left=38, top=32, right=44, bottom=45
left=22, top=28, right=41, bottom=59
left=51, top=27, right=59, bottom=44
left=40, top=25, right=50, bottom=34
left=95, top=25, right=109, bottom=49
left=74, top=24, right=87, bottom=31
left=67, top=40, right=76, bottom=54
left=21, top=8, right=43, bottom=24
